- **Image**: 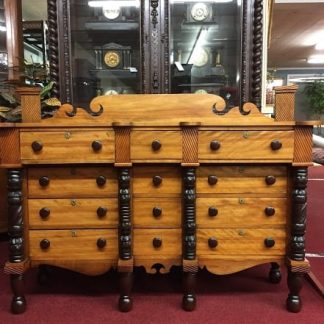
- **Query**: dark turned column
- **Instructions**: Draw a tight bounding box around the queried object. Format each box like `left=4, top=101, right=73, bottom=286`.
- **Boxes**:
left=118, top=168, right=133, bottom=312
left=269, top=262, right=282, bottom=284
left=287, top=168, right=308, bottom=313
left=182, top=168, right=197, bottom=311
left=7, top=169, right=26, bottom=314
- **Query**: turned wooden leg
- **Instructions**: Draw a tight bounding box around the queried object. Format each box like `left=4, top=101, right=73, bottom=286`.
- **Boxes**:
left=10, top=274, right=26, bottom=314
left=269, top=262, right=282, bottom=284
left=182, top=271, right=196, bottom=311
left=286, top=270, right=304, bottom=312
left=118, top=271, right=133, bottom=312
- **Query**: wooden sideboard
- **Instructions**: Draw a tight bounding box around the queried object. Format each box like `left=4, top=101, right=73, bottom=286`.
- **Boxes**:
left=0, top=87, right=313, bottom=314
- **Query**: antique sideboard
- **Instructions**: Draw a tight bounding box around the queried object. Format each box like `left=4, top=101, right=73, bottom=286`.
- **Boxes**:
left=0, top=86, right=313, bottom=314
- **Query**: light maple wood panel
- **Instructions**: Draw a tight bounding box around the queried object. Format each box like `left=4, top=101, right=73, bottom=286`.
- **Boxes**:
left=133, top=198, right=181, bottom=227
left=197, top=166, right=287, bottom=195
left=133, top=229, right=182, bottom=257
left=20, top=130, right=115, bottom=163
left=196, top=197, right=287, bottom=228
left=132, top=166, right=182, bottom=196
left=199, top=130, right=294, bottom=160
left=29, top=229, right=118, bottom=260
left=131, top=131, right=182, bottom=161
left=28, top=167, right=118, bottom=198
left=197, top=228, right=286, bottom=255
left=28, top=198, right=118, bottom=229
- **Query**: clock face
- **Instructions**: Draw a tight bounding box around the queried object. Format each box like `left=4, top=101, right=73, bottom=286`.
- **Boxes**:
left=104, top=51, right=121, bottom=68
left=191, top=3, right=211, bottom=22
left=102, top=4, right=121, bottom=20
left=192, top=48, right=209, bottom=67
left=105, top=89, right=119, bottom=95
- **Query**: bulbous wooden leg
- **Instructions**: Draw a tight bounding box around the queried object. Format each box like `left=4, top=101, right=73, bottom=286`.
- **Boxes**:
left=119, top=271, right=133, bottom=312
left=10, top=274, right=26, bottom=314
left=269, top=262, right=282, bottom=284
left=286, top=270, right=303, bottom=313
left=182, top=271, right=196, bottom=311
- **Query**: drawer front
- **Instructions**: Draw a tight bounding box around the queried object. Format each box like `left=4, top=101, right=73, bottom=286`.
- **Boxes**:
left=21, top=130, right=115, bottom=162
left=199, top=130, right=294, bottom=161
left=197, top=166, right=287, bottom=195
left=133, top=229, right=181, bottom=256
left=131, top=131, right=182, bottom=161
left=197, top=198, right=287, bottom=227
left=29, top=229, right=118, bottom=260
left=133, top=166, right=182, bottom=196
left=28, top=198, right=118, bottom=229
left=197, top=228, right=286, bottom=255
left=133, top=198, right=181, bottom=227
left=28, top=167, right=118, bottom=198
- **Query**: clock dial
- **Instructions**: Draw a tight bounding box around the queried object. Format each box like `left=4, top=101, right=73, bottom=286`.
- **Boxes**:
left=191, top=3, right=210, bottom=22
left=104, top=51, right=121, bottom=68
left=102, top=5, right=121, bottom=20
left=192, top=48, right=209, bottom=67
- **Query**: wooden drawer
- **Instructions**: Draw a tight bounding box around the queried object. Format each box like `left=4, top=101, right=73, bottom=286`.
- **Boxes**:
left=133, top=198, right=181, bottom=227
left=197, top=228, right=286, bottom=255
left=20, top=130, right=115, bottom=163
left=28, top=198, right=118, bottom=229
left=133, top=229, right=181, bottom=256
left=133, top=166, right=182, bottom=196
left=197, top=166, right=287, bottom=195
left=197, top=198, right=287, bottom=228
left=131, top=131, right=182, bottom=161
left=29, top=229, right=118, bottom=260
left=28, top=167, right=118, bottom=198
left=199, top=130, right=294, bottom=161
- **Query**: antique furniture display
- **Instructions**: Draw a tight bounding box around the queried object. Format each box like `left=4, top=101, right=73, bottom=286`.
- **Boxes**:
left=48, top=0, right=263, bottom=108
left=0, top=86, right=313, bottom=314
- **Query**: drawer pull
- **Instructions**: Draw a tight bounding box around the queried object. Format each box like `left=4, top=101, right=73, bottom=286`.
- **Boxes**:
left=97, top=207, right=108, bottom=218
left=208, top=206, right=218, bottom=217
left=271, top=140, right=282, bottom=151
left=264, top=237, right=275, bottom=248
left=96, top=175, right=107, bottom=187
left=152, top=175, right=162, bottom=186
left=97, top=238, right=107, bottom=248
left=208, top=175, right=218, bottom=185
left=265, top=207, right=275, bottom=216
left=39, top=176, right=50, bottom=187
left=210, top=140, right=221, bottom=151
left=92, top=140, right=102, bottom=151
left=152, top=207, right=162, bottom=217
left=40, top=239, right=50, bottom=250
left=31, top=140, right=43, bottom=152
left=39, top=207, right=50, bottom=219
left=151, top=139, right=162, bottom=151
left=153, top=237, right=162, bottom=248
left=265, top=175, right=276, bottom=185
left=208, top=237, right=218, bottom=248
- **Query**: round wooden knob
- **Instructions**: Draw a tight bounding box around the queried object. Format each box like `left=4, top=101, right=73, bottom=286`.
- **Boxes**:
left=39, top=207, right=50, bottom=219
left=152, top=175, right=162, bottom=186
left=264, top=237, right=275, bottom=248
left=210, top=140, right=221, bottom=151
left=39, top=176, right=50, bottom=187
left=265, top=207, right=275, bottom=216
left=97, top=207, right=108, bottom=218
left=153, top=237, right=162, bottom=248
left=40, top=239, right=50, bottom=250
left=92, top=140, right=102, bottom=151
left=97, top=238, right=107, bottom=248
left=265, top=175, right=276, bottom=185
left=208, top=237, right=218, bottom=248
left=151, top=140, right=162, bottom=151
left=208, top=175, right=218, bottom=185
left=271, top=140, right=282, bottom=151
left=208, top=206, right=218, bottom=217
left=31, top=140, right=43, bottom=152
left=152, top=207, right=162, bottom=217
left=96, top=175, right=107, bottom=187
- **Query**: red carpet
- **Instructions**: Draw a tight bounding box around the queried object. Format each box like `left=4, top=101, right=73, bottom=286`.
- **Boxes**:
left=0, top=166, right=323, bottom=323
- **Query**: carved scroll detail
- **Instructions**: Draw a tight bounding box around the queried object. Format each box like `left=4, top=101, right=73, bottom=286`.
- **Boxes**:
left=118, top=169, right=132, bottom=260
